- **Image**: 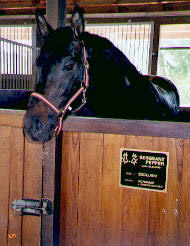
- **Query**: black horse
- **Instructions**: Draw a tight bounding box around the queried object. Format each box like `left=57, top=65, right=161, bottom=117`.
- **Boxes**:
left=24, top=5, right=180, bottom=143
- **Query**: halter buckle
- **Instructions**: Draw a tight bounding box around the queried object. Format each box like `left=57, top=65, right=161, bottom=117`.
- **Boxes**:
left=82, top=89, right=87, bottom=103
left=84, top=60, right=89, bottom=69
left=58, top=112, right=64, bottom=119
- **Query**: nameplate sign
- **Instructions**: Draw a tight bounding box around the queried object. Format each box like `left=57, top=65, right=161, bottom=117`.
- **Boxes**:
left=120, top=148, right=169, bottom=192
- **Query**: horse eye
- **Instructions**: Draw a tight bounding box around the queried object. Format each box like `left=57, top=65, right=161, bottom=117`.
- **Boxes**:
left=63, top=63, right=74, bottom=71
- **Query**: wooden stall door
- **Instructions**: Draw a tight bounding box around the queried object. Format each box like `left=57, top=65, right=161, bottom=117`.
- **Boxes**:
left=60, top=131, right=190, bottom=246
left=0, top=125, right=43, bottom=246
left=0, top=117, right=59, bottom=246
left=0, top=109, right=63, bottom=246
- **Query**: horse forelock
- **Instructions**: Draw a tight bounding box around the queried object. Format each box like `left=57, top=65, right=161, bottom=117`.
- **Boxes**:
left=37, top=27, right=75, bottom=63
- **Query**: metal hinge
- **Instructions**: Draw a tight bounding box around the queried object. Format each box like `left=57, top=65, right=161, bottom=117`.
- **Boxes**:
left=12, top=198, right=53, bottom=216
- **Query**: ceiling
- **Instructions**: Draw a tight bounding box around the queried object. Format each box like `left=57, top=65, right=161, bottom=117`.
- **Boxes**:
left=1, top=0, right=190, bottom=16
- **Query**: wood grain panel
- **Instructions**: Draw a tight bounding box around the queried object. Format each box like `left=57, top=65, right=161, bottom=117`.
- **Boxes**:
left=59, top=131, right=190, bottom=246
left=164, top=138, right=183, bottom=246
left=148, top=192, right=167, bottom=246
left=77, top=133, right=103, bottom=246
left=178, top=139, right=190, bottom=246
left=0, top=110, right=24, bottom=128
left=8, top=128, right=24, bottom=246
left=60, top=131, right=80, bottom=246
left=22, top=138, right=43, bottom=246
left=41, top=137, right=56, bottom=246
left=100, top=134, right=124, bottom=246
left=121, top=136, right=151, bottom=246
left=147, top=137, right=182, bottom=246
left=147, top=137, right=168, bottom=246
left=0, top=126, right=11, bottom=246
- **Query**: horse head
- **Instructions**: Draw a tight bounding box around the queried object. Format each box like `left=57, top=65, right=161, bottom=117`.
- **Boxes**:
left=24, top=5, right=181, bottom=142
left=24, top=5, right=87, bottom=142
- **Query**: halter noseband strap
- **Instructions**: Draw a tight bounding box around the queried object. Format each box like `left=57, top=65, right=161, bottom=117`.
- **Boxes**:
left=30, top=43, right=89, bottom=136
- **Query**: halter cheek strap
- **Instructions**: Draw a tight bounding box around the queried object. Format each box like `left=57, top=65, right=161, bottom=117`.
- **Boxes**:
left=30, top=43, right=89, bottom=136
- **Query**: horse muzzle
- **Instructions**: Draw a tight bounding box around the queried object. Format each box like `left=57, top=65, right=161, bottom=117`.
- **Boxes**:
left=23, top=110, right=57, bottom=143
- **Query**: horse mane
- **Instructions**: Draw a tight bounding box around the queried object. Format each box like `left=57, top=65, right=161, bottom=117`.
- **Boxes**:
left=37, top=24, right=141, bottom=83
left=82, top=31, right=141, bottom=78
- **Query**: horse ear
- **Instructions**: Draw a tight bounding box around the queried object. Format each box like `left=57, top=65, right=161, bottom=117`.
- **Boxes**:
left=35, top=9, right=53, bottom=40
left=71, top=5, right=85, bottom=38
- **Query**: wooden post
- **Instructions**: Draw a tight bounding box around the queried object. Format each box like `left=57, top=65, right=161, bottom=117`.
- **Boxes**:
left=151, top=22, right=160, bottom=75
left=32, top=25, right=37, bottom=89
left=0, top=42, right=2, bottom=89
left=46, top=0, right=58, bottom=29
left=46, top=0, right=67, bottom=29
left=58, top=0, right=67, bottom=27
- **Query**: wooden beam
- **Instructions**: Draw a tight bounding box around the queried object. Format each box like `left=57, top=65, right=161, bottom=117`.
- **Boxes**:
left=2, top=1, right=190, bottom=15
left=62, top=116, right=190, bottom=139
left=31, top=0, right=40, bottom=6
left=66, top=1, right=190, bottom=14
left=67, top=0, right=190, bottom=6
left=1, top=109, right=190, bottom=139
left=0, top=2, right=45, bottom=10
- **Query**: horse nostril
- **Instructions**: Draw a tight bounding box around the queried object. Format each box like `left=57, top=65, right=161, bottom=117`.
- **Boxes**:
left=32, top=117, right=44, bottom=134
left=36, top=118, right=43, bottom=130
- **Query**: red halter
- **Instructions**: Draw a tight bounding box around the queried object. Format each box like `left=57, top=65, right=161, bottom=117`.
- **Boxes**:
left=30, top=43, right=89, bottom=136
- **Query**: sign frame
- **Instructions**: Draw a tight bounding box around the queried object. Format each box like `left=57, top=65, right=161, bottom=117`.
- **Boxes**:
left=120, top=148, right=169, bottom=192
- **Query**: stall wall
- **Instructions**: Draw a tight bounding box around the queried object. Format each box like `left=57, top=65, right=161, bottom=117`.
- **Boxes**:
left=60, top=130, right=190, bottom=246
left=1, top=110, right=190, bottom=246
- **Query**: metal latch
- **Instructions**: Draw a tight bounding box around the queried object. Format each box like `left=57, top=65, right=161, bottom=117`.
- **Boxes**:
left=12, top=199, right=53, bottom=216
